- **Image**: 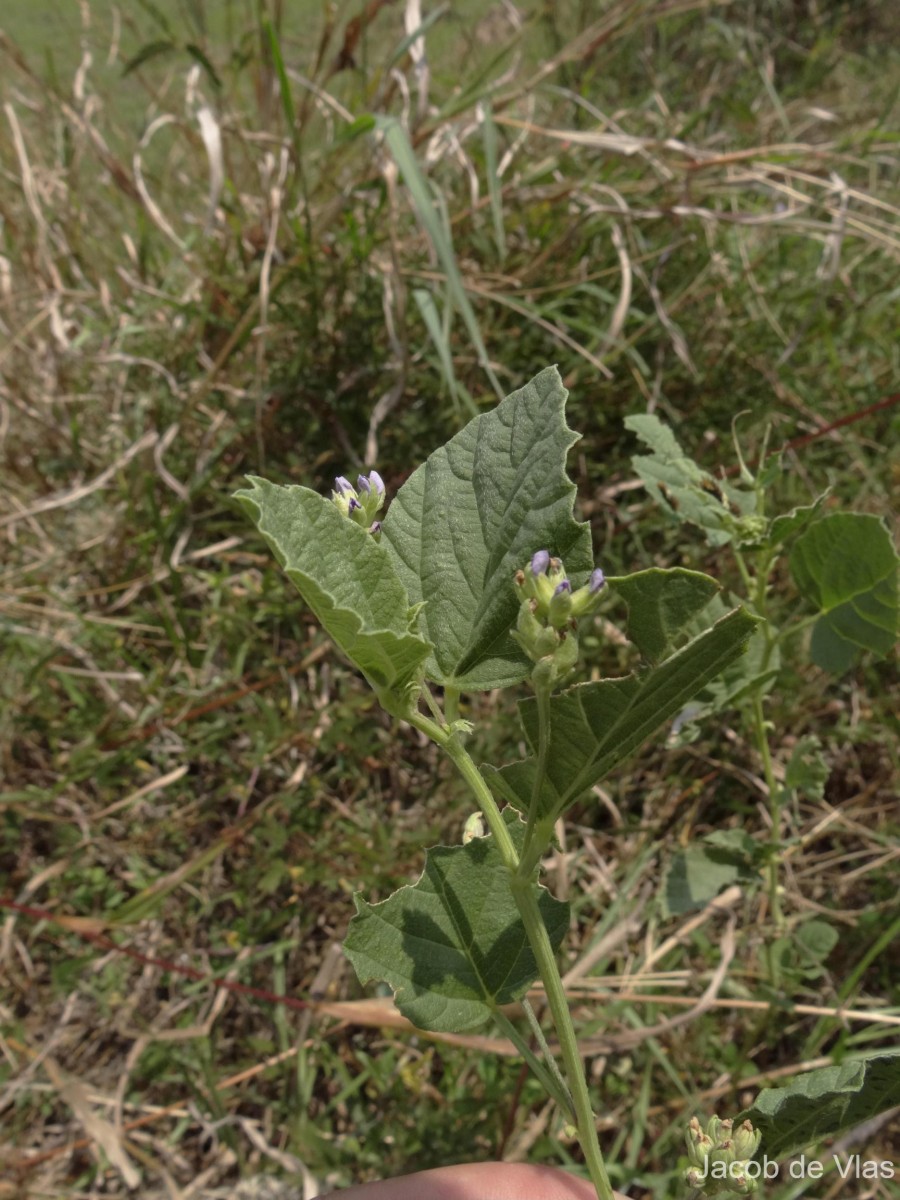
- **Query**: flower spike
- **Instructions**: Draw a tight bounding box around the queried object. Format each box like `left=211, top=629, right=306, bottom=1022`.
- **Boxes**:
left=332, top=469, right=388, bottom=526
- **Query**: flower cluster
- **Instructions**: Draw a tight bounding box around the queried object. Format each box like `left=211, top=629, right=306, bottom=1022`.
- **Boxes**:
left=684, top=1115, right=762, bottom=1196
left=332, top=472, right=385, bottom=537
left=510, top=550, right=606, bottom=676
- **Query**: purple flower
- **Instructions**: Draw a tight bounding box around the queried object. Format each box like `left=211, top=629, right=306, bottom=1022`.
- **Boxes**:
left=370, top=521, right=382, bottom=535
left=348, top=497, right=362, bottom=513
left=554, top=580, right=572, bottom=596
left=531, top=549, right=551, bottom=576
left=589, top=568, right=606, bottom=594
left=357, top=475, right=371, bottom=493
left=369, top=470, right=385, bottom=496
left=335, top=476, right=354, bottom=495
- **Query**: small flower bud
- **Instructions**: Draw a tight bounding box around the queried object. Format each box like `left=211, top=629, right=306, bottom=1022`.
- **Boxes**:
left=706, top=1116, right=728, bottom=1145
left=731, top=1171, right=758, bottom=1195
left=548, top=579, right=574, bottom=630
left=369, top=521, right=382, bottom=541
left=463, top=812, right=485, bottom=843
left=531, top=549, right=551, bottom=576
left=589, top=567, right=606, bottom=593
left=709, top=1138, right=736, bottom=1170
left=553, top=628, right=579, bottom=677
left=333, top=469, right=387, bottom=524
left=732, top=1121, right=760, bottom=1160
left=686, top=1130, right=714, bottom=1169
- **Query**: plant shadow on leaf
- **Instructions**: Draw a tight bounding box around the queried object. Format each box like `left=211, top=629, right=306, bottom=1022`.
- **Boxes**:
left=344, top=816, right=569, bottom=1034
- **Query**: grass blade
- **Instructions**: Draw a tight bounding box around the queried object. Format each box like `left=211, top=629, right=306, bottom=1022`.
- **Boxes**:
left=480, top=100, right=506, bottom=262
left=378, top=115, right=502, bottom=399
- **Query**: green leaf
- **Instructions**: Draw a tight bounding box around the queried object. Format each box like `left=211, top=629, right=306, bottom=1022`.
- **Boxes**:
left=607, top=568, right=721, bottom=663
left=185, top=43, right=222, bottom=90
left=625, top=413, right=754, bottom=547
left=668, top=593, right=780, bottom=729
left=784, top=735, right=829, bottom=801
left=704, top=828, right=760, bottom=862
left=663, top=842, right=755, bottom=916
left=487, top=606, right=759, bottom=818
left=344, top=813, right=569, bottom=1034
left=767, top=494, right=828, bottom=550
left=122, top=39, right=177, bottom=77
left=741, top=1050, right=900, bottom=1159
left=789, top=513, right=899, bottom=672
left=234, top=478, right=431, bottom=692
left=377, top=116, right=502, bottom=398
left=381, top=366, right=593, bottom=691
left=794, top=919, right=838, bottom=963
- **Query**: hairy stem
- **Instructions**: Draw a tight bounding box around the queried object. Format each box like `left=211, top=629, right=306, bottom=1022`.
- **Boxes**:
left=751, top=689, right=783, bottom=935
left=509, top=872, right=615, bottom=1200
left=523, top=675, right=552, bottom=856
left=493, top=1007, right=575, bottom=1122
left=413, top=715, right=613, bottom=1200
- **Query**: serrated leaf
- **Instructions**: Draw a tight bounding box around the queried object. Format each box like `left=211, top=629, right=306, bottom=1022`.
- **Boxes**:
left=670, top=593, right=780, bottom=727
left=789, top=513, right=898, bottom=672
left=741, top=1050, right=900, bottom=1159
left=235, top=477, right=431, bottom=692
left=607, top=567, right=721, bottom=663
left=663, top=842, right=755, bottom=916
left=381, top=367, right=593, bottom=691
left=767, top=494, right=828, bottom=550
left=785, top=735, right=829, bottom=801
left=486, top=607, right=759, bottom=819
left=626, top=413, right=754, bottom=547
left=344, top=813, right=569, bottom=1033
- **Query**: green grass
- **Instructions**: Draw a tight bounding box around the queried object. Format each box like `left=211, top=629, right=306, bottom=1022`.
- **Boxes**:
left=1, top=0, right=899, bottom=1195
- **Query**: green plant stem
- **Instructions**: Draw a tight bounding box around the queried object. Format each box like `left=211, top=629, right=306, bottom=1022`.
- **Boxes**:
left=410, top=711, right=613, bottom=1200
left=509, top=871, right=615, bottom=1200
left=408, top=711, right=519, bottom=864
left=493, top=1007, right=575, bottom=1122
left=734, top=545, right=785, bottom=938
left=524, top=675, right=552, bottom=854
left=751, top=689, right=783, bottom=935
left=521, top=996, right=575, bottom=1118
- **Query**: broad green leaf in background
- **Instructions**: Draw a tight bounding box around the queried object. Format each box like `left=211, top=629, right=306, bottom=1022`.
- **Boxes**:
left=789, top=512, right=899, bottom=672
left=668, top=593, right=780, bottom=731
left=344, top=813, right=569, bottom=1033
left=767, top=494, right=828, bottom=550
left=381, top=366, right=593, bottom=691
left=235, top=478, right=431, bottom=692
left=793, top=918, right=838, bottom=964
left=741, top=1050, right=900, bottom=1159
left=784, top=735, right=829, bottom=802
left=607, top=567, right=721, bottom=663
left=487, top=606, right=759, bottom=819
left=625, top=413, right=754, bottom=547
left=662, top=840, right=756, bottom=916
